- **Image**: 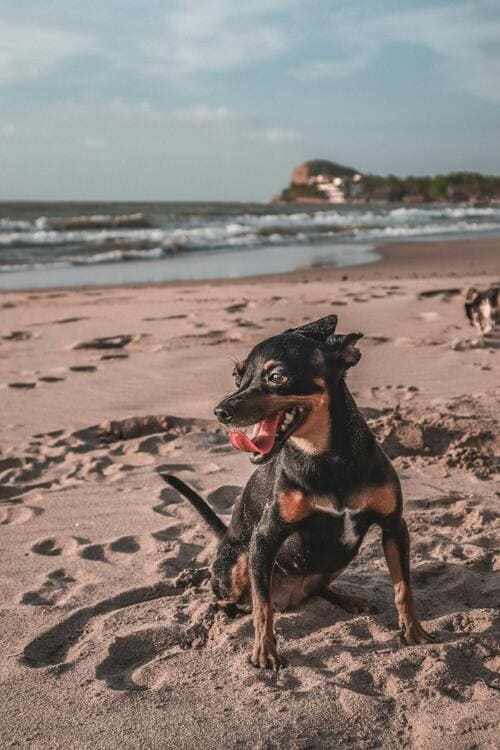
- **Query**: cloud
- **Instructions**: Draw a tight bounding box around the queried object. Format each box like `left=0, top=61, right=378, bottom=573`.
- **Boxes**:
left=47, top=98, right=304, bottom=145
left=172, top=104, right=247, bottom=126
left=139, top=0, right=291, bottom=75
left=50, top=98, right=165, bottom=124
left=258, top=127, right=304, bottom=144
left=167, top=104, right=304, bottom=144
left=293, top=1, right=500, bottom=103
left=0, top=20, right=90, bottom=84
left=105, top=98, right=164, bottom=123
left=1, top=1, right=498, bottom=107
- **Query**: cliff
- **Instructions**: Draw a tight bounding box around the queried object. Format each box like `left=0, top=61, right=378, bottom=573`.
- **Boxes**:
left=276, top=160, right=500, bottom=204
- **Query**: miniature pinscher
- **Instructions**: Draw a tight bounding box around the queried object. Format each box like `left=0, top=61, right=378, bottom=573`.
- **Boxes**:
left=163, top=314, right=433, bottom=670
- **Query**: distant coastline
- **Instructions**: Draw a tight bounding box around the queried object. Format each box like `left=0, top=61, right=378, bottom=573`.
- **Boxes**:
left=274, top=158, right=500, bottom=206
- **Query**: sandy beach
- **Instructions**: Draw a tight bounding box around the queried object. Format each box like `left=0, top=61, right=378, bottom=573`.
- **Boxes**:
left=1, top=237, right=499, bottom=749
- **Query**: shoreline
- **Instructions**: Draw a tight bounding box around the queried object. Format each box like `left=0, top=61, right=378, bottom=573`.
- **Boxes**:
left=208, top=236, right=500, bottom=287
left=0, top=236, right=498, bottom=296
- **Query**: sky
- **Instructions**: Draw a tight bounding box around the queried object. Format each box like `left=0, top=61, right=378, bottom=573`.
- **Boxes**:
left=1, top=0, right=500, bottom=201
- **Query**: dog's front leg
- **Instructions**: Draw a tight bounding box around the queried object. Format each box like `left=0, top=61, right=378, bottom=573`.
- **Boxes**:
left=248, top=506, right=292, bottom=670
left=382, top=517, right=434, bottom=645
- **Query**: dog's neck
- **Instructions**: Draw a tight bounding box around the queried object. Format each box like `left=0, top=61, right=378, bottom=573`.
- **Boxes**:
left=329, top=378, right=367, bottom=456
left=282, top=379, right=372, bottom=487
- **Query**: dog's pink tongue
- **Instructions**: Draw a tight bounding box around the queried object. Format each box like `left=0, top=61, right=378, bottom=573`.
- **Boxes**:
left=230, top=413, right=282, bottom=454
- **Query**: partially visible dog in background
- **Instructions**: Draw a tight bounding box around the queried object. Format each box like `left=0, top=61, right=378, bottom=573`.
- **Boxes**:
left=464, top=286, right=499, bottom=335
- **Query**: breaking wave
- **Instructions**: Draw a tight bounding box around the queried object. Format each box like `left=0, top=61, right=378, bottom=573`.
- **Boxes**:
left=1, top=203, right=500, bottom=273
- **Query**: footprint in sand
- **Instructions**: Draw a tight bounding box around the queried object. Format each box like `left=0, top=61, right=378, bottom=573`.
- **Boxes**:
left=231, top=318, right=263, bottom=330
left=336, top=666, right=377, bottom=695
left=182, top=328, right=245, bottom=346
left=142, top=314, right=187, bottom=321
left=100, top=353, right=129, bottom=361
left=0, top=484, right=25, bottom=502
left=0, top=456, right=23, bottom=474
left=224, top=302, right=249, bottom=313
left=2, top=330, right=32, bottom=341
left=100, top=414, right=216, bottom=442
left=31, top=536, right=88, bottom=557
left=79, top=535, right=147, bottom=564
left=21, top=568, right=77, bottom=607
left=69, top=365, right=97, bottom=373
left=95, top=625, right=182, bottom=690
left=95, top=600, right=219, bottom=691
left=152, top=525, right=204, bottom=576
left=384, top=286, right=406, bottom=296
left=363, top=384, right=420, bottom=406
left=53, top=317, right=89, bottom=325
left=73, top=334, right=133, bottom=351
left=153, top=486, right=181, bottom=517
left=206, top=485, right=242, bottom=515
left=73, top=333, right=157, bottom=353
left=0, top=505, right=43, bottom=525
left=22, top=580, right=179, bottom=668
left=418, top=288, right=461, bottom=301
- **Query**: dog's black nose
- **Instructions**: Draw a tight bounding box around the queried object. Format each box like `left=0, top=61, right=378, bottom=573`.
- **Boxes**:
left=214, top=405, right=233, bottom=424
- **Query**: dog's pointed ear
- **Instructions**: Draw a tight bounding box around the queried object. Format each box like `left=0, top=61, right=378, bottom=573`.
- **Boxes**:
left=287, top=314, right=338, bottom=342
left=327, top=332, right=363, bottom=368
left=465, top=287, right=479, bottom=304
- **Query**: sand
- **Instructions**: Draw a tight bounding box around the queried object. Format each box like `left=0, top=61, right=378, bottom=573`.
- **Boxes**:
left=0, top=238, right=499, bottom=749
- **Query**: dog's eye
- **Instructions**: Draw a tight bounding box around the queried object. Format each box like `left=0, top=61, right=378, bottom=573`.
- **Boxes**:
left=268, top=372, right=288, bottom=385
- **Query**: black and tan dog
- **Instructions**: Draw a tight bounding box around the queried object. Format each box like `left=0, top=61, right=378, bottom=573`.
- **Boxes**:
left=163, top=314, right=433, bottom=670
left=464, top=286, right=499, bottom=335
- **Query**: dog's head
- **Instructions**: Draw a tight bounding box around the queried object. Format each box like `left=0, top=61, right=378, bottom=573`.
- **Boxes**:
left=465, top=286, right=497, bottom=334
left=214, top=315, right=363, bottom=464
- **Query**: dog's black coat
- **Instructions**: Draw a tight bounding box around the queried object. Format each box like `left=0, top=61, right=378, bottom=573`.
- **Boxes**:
left=164, top=314, right=433, bottom=669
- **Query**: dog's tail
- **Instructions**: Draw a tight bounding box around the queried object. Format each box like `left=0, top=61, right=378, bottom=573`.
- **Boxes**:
left=160, top=473, right=227, bottom=539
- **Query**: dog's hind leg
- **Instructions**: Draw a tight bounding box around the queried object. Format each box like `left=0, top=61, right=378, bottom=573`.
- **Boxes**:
left=319, top=588, right=379, bottom=615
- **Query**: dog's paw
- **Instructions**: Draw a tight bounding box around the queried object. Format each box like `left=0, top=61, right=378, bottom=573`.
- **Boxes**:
left=400, top=620, right=435, bottom=645
left=249, top=637, right=286, bottom=671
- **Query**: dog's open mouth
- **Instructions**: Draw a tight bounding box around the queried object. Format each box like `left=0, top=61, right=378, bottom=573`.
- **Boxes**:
left=229, top=407, right=306, bottom=464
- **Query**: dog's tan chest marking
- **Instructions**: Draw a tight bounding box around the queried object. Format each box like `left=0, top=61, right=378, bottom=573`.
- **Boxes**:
left=278, top=490, right=347, bottom=523
left=278, top=491, right=314, bottom=523
left=347, top=484, right=397, bottom=516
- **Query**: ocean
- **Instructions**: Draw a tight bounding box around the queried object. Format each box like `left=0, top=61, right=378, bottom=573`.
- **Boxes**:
left=1, top=201, right=499, bottom=289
